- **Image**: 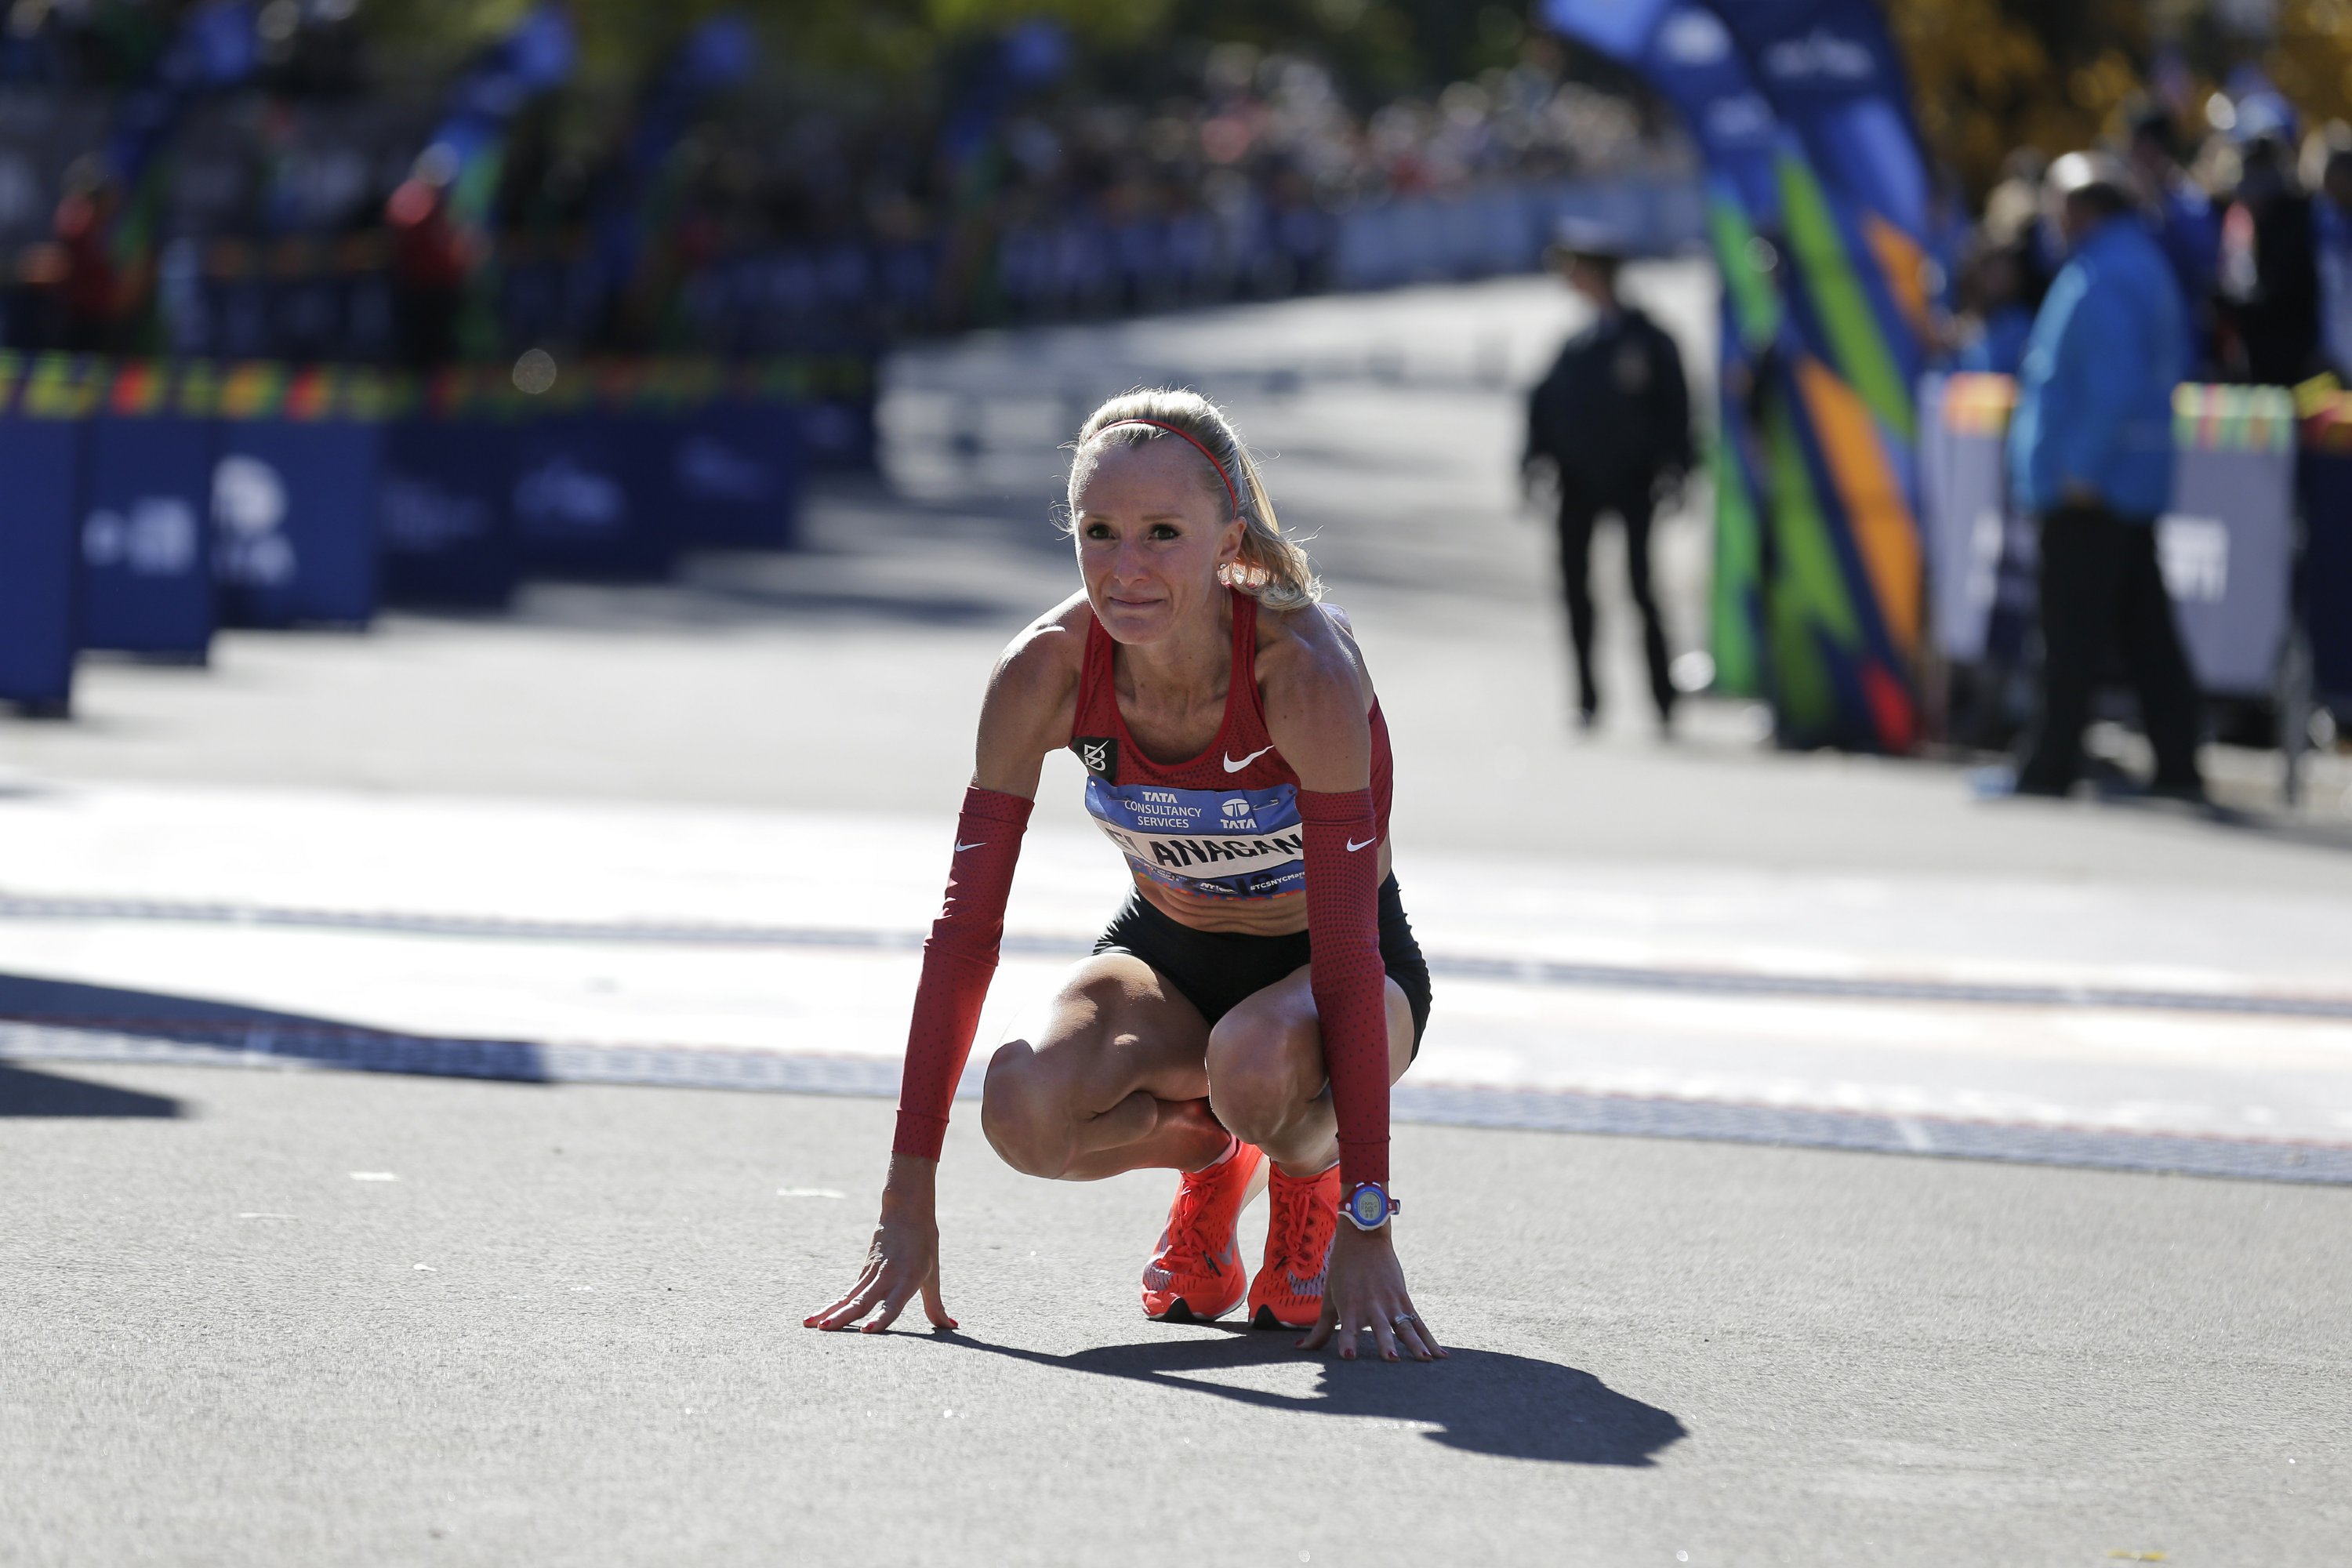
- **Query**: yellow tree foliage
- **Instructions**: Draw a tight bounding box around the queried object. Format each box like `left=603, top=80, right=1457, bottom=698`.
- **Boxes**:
left=2266, top=0, right=2352, bottom=129
left=1886, top=0, right=2151, bottom=199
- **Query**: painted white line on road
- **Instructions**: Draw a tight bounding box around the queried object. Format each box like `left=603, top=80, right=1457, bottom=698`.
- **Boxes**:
left=7, top=891, right=2350, bottom=1020
left=8, top=1022, right=2348, bottom=1188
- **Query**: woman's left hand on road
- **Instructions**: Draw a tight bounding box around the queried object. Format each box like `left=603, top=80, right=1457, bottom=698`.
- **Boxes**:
left=1300, top=1224, right=1444, bottom=1363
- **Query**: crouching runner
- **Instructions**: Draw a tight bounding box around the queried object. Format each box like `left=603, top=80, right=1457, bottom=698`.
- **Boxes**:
left=805, top=389, right=1439, bottom=1362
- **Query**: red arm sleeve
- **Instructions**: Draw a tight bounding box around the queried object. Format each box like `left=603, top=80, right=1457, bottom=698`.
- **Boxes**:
left=891, top=786, right=1033, bottom=1160
left=1298, top=786, right=1388, bottom=1190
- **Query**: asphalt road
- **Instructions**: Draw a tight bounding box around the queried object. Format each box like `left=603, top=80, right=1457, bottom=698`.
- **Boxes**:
left=5, top=1059, right=2347, bottom=1567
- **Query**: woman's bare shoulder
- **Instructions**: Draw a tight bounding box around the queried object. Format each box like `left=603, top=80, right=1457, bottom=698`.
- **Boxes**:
left=981, top=592, right=1091, bottom=731
left=1258, top=599, right=1374, bottom=709
left=993, top=592, right=1091, bottom=687
left=971, top=593, right=1092, bottom=792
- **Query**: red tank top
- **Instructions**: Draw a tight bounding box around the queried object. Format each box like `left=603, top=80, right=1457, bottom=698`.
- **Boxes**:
left=1068, top=590, right=1394, bottom=901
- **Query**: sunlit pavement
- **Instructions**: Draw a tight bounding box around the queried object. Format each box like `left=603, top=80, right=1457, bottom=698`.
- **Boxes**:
left=6, top=274, right=2352, bottom=1563
left=2, top=782, right=2351, bottom=1178
left=5, top=1059, right=2347, bottom=1566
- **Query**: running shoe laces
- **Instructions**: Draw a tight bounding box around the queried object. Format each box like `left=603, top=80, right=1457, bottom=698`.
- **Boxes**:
left=1268, top=1168, right=1336, bottom=1293
left=1157, top=1172, right=1230, bottom=1274
left=1142, top=1142, right=1261, bottom=1322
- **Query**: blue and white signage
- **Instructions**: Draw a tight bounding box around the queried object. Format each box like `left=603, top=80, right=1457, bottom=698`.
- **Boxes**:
left=1083, top=779, right=1305, bottom=899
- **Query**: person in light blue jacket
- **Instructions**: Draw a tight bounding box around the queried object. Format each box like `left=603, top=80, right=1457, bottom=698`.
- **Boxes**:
left=1988, top=152, right=2205, bottom=801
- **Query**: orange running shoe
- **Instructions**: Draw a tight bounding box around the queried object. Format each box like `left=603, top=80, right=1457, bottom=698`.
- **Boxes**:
left=1141, top=1140, right=1265, bottom=1323
left=1248, top=1161, right=1341, bottom=1330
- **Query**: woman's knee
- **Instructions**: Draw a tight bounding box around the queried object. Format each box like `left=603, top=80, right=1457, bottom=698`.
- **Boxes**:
left=1203, top=1018, right=1319, bottom=1143
left=980, top=1040, right=1070, bottom=1178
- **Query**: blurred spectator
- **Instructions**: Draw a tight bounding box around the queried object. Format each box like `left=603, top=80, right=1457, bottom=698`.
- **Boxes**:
left=385, top=147, right=468, bottom=368
left=1523, top=226, right=1691, bottom=732
left=2217, top=133, right=2321, bottom=385
left=0, top=31, right=1693, bottom=364
left=2126, top=106, right=2220, bottom=375
left=53, top=155, right=122, bottom=352
left=1953, top=238, right=2037, bottom=375
left=1980, top=147, right=2058, bottom=299
left=2316, top=145, right=2352, bottom=379
left=1988, top=154, right=2203, bottom=803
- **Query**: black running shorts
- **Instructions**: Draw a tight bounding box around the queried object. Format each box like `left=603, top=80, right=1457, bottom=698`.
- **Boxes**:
left=1091, top=874, right=1432, bottom=1058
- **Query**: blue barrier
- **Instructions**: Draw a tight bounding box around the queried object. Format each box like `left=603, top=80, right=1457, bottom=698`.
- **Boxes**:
left=673, top=385, right=801, bottom=550
left=789, top=356, right=877, bottom=473
left=502, top=363, right=684, bottom=579
left=81, top=362, right=216, bottom=660
left=214, top=366, right=384, bottom=629
left=7, top=355, right=817, bottom=699
left=1919, top=376, right=2297, bottom=699
left=0, top=354, right=93, bottom=712
left=2300, top=444, right=2352, bottom=702
left=1329, top=178, right=1705, bottom=292
left=2161, top=389, right=2296, bottom=696
left=510, top=405, right=678, bottom=582
left=1917, top=374, right=2023, bottom=666
left=377, top=369, right=521, bottom=608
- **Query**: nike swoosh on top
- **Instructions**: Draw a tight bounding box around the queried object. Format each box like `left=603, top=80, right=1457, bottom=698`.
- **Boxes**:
left=954, top=841, right=986, bottom=851
left=1346, top=837, right=1377, bottom=852
left=1221, top=746, right=1276, bottom=772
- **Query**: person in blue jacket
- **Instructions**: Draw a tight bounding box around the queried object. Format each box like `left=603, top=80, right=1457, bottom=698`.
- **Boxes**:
left=1987, top=152, right=2205, bottom=802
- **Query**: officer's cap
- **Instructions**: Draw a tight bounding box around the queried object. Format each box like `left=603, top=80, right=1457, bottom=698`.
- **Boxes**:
left=1545, top=217, right=1631, bottom=271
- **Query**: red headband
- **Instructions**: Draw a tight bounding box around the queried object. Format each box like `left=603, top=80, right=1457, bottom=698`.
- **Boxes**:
left=1093, top=418, right=1240, bottom=518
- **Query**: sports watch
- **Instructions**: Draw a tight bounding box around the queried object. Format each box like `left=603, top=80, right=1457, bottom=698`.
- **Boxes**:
left=1342, top=1181, right=1399, bottom=1232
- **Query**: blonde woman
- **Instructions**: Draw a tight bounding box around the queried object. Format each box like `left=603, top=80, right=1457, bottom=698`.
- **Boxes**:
left=807, top=390, right=1439, bottom=1362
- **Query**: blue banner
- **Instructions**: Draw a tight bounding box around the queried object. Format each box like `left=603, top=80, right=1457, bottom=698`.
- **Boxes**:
left=791, top=357, right=879, bottom=473
left=593, top=13, right=759, bottom=316
left=433, top=3, right=577, bottom=179
left=2307, top=449, right=2352, bottom=701
left=1709, top=0, right=1929, bottom=238
left=213, top=376, right=383, bottom=628
left=510, top=408, right=677, bottom=580
left=107, top=0, right=258, bottom=190
left=671, top=396, right=801, bottom=550
left=0, top=409, right=82, bottom=711
left=1545, top=0, right=1926, bottom=750
left=1707, top=0, right=1939, bottom=408
left=377, top=410, right=521, bottom=609
left=1926, top=376, right=2299, bottom=698
left=82, top=406, right=216, bottom=659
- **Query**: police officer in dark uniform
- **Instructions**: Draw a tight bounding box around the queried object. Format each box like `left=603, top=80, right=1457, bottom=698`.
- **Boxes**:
left=1523, top=224, right=1693, bottom=731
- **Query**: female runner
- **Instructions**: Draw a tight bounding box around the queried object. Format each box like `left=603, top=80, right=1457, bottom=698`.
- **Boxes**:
left=805, top=389, right=1441, bottom=1363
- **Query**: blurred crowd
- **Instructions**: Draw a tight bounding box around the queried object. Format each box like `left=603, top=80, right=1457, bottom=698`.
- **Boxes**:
left=1946, top=93, right=2352, bottom=389
left=0, top=30, right=1682, bottom=366
left=965, top=42, right=1661, bottom=318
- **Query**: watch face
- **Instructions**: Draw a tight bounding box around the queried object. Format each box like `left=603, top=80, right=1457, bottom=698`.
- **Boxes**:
left=1348, top=1183, right=1388, bottom=1229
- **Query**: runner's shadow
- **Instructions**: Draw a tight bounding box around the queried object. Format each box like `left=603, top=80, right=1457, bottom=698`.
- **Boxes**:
left=0, top=1062, right=181, bottom=1117
left=934, top=1330, right=1684, bottom=1466
left=0, top=972, right=550, bottom=1082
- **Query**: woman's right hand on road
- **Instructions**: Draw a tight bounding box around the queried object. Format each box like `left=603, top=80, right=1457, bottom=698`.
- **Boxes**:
left=804, top=1156, right=956, bottom=1334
